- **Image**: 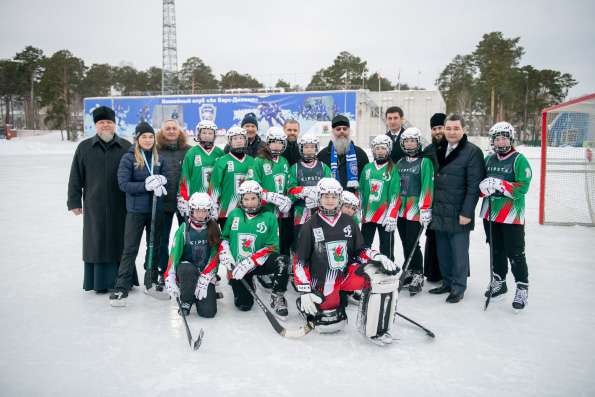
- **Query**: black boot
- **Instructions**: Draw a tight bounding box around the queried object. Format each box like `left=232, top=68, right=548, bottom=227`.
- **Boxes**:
left=428, top=283, right=451, bottom=295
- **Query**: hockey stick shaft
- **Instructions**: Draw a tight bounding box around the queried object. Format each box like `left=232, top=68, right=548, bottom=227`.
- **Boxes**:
left=396, top=311, right=435, bottom=338
left=484, top=197, right=494, bottom=311
left=398, top=225, right=426, bottom=292
left=176, top=297, right=195, bottom=347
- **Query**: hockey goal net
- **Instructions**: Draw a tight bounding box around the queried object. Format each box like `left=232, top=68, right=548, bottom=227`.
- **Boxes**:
left=539, top=93, right=595, bottom=226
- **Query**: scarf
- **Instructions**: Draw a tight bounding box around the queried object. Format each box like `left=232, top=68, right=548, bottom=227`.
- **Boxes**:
left=330, top=141, right=358, bottom=188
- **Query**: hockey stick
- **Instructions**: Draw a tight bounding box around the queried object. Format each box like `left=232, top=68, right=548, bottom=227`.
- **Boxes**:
left=176, top=297, right=204, bottom=350
left=398, top=225, right=426, bottom=293
left=395, top=311, right=435, bottom=338
left=484, top=196, right=494, bottom=311
left=239, top=278, right=313, bottom=338
left=145, top=193, right=170, bottom=301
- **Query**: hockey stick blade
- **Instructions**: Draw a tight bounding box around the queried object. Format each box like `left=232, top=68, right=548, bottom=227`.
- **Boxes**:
left=193, top=328, right=205, bottom=351
left=240, top=279, right=313, bottom=338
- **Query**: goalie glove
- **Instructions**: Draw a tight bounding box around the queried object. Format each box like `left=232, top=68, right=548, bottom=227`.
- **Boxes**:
left=299, top=292, right=322, bottom=316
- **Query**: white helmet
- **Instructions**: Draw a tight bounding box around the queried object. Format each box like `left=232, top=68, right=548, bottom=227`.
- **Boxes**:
left=188, top=192, right=214, bottom=225
left=298, top=133, right=320, bottom=162
left=227, top=126, right=248, bottom=154
left=371, top=135, right=393, bottom=161
left=317, top=178, right=343, bottom=216
left=341, top=191, right=360, bottom=208
left=238, top=180, right=263, bottom=214
left=266, top=126, right=287, bottom=155
left=488, top=122, right=515, bottom=154
left=400, top=127, right=422, bottom=156
left=195, top=120, right=217, bottom=148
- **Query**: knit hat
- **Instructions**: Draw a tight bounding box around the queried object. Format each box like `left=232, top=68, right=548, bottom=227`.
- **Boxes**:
left=430, top=113, right=446, bottom=128
left=241, top=112, right=258, bottom=128
left=331, top=114, right=350, bottom=129
left=92, top=106, right=116, bottom=124
left=135, top=121, right=155, bottom=138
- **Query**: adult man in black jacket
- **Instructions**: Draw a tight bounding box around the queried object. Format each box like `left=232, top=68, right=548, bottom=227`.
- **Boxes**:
left=67, top=106, right=133, bottom=292
left=421, top=113, right=445, bottom=282
left=281, top=119, right=301, bottom=166
left=428, top=114, right=485, bottom=303
left=385, top=106, right=406, bottom=163
left=317, top=115, right=369, bottom=193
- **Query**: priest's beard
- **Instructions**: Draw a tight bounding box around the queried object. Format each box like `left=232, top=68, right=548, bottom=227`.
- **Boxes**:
left=98, top=131, right=115, bottom=142
left=333, top=137, right=351, bottom=155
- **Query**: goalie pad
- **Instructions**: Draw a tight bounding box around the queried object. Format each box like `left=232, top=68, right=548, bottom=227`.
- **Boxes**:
left=357, top=265, right=399, bottom=338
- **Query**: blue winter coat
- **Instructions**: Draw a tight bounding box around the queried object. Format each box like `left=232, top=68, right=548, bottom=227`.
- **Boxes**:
left=117, top=146, right=168, bottom=213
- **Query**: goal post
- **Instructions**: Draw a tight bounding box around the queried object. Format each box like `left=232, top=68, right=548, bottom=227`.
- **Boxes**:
left=539, top=93, right=595, bottom=226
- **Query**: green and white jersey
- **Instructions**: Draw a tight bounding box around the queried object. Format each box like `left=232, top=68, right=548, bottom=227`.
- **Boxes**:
left=252, top=155, right=290, bottom=215
left=221, top=208, right=279, bottom=265
left=393, top=157, right=434, bottom=221
left=359, top=161, right=400, bottom=224
left=480, top=150, right=532, bottom=224
left=179, top=144, right=224, bottom=197
left=287, top=160, right=332, bottom=225
left=208, top=153, right=256, bottom=219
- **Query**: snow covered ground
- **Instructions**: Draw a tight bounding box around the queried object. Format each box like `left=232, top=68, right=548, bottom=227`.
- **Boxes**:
left=1, top=133, right=594, bottom=397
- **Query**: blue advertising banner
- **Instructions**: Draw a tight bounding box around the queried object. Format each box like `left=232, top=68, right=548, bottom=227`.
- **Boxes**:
left=84, top=91, right=357, bottom=138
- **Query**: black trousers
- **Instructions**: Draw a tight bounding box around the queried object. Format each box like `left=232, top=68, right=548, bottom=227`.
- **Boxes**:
left=424, top=229, right=443, bottom=282
left=177, top=261, right=217, bottom=318
left=396, top=218, right=423, bottom=274
left=435, top=230, right=470, bottom=295
left=361, top=222, right=395, bottom=261
left=279, top=217, right=293, bottom=256
left=217, top=218, right=227, bottom=231
left=115, top=211, right=163, bottom=290
left=483, top=220, right=528, bottom=284
left=229, top=252, right=289, bottom=311
left=159, top=210, right=184, bottom=274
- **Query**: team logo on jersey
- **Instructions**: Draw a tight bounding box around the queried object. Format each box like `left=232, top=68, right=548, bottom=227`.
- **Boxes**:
left=256, top=221, right=267, bottom=234
left=227, top=161, right=235, bottom=172
left=325, top=240, right=348, bottom=270
left=234, top=173, right=247, bottom=191
left=274, top=174, right=285, bottom=193
left=202, top=166, right=213, bottom=187
left=231, top=217, right=240, bottom=231
left=343, top=225, right=352, bottom=238
left=370, top=179, right=384, bottom=202
left=313, top=227, right=325, bottom=242
left=194, top=155, right=202, bottom=167
left=525, top=167, right=532, bottom=179
left=238, top=233, right=257, bottom=258
left=263, top=163, right=272, bottom=175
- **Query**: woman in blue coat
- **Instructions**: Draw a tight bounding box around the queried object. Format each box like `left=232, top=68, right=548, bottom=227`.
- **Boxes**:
left=110, top=122, right=168, bottom=307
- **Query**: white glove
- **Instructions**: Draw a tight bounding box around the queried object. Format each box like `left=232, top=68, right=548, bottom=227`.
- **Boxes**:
left=382, top=216, right=398, bottom=232
left=195, top=273, right=213, bottom=301
left=347, top=180, right=359, bottom=189
left=298, top=186, right=314, bottom=199
left=490, top=177, right=510, bottom=196
left=305, top=196, right=318, bottom=209
left=153, top=185, right=167, bottom=197
left=219, top=242, right=236, bottom=271
left=232, top=257, right=256, bottom=280
left=299, top=293, right=322, bottom=316
left=420, top=209, right=432, bottom=226
left=145, top=174, right=167, bottom=191
left=165, top=272, right=179, bottom=298
left=177, top=196, right=189, bottom=217
left=264, top=192, right=292, bottom=214
left=373, top=253, right=398, bottom=274
left=479, top=178, right=496, bottom=196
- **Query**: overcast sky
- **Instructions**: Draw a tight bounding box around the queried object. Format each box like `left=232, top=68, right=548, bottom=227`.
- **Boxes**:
left=1, top=0, right=593, bottom=98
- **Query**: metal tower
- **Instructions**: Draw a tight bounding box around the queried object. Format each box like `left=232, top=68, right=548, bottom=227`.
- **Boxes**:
left=162, top=0, right=178, bottom=95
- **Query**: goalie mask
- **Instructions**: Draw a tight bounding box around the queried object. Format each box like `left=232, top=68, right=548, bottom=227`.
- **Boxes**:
left=238, top=180, right=263, bottom=214
left=371, top=135, right=392, bottom=162
left=317, top=178, right=343, bottom=217
left=298, top=133, right=319, bottom=162
left=399, top=127, right=423, bottom=156
left=266, top=126, right=287, bottom=156
left=195, top=120, right=217, bottom=149
left=188, top=192, right=214, bottom=226
left=489, top=121, right=515, bottom=154
left=227, top=126, right=248, bottom=155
